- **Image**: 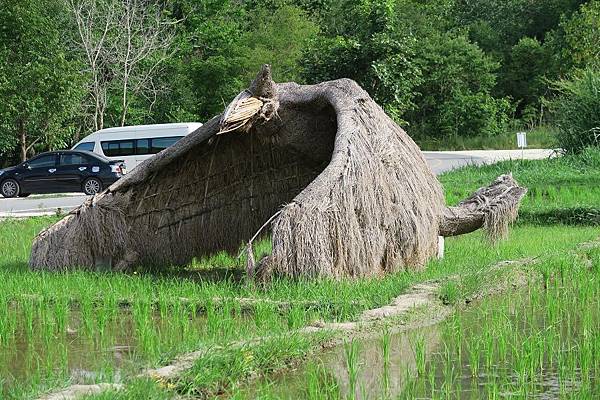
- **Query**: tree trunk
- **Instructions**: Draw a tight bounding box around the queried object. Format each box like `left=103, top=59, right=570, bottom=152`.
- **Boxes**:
left=19, top=118, right=27, bottom=162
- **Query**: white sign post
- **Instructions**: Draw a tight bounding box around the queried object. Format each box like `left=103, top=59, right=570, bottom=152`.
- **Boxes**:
left=517, top=131, right=527, bottom=159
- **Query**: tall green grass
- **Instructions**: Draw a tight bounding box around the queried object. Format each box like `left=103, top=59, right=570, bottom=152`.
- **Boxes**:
left=417, top=125, right=556, bottom=151
left=551, top=68, right=600, bottom=153
left=440, top=147, right=600, bottom=225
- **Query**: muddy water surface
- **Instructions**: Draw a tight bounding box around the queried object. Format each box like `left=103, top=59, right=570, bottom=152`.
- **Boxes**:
left=0, top=302, right=206, bottom=396
left=247, top=287, right=600, bottom=399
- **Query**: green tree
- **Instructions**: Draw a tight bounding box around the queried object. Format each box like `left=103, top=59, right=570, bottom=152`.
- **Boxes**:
left=0, top=0, right=81, bottom=162
left=162, top=0, right=318, bottom=122
left=454, top=0, right=586, bottom=114
left=562, top=0, right=600, bottom=69
left=302, top=0, right=423, bottom=122
left=408, top=34, right=512, bottom=139
left=454, top=0, right=585, bottom=50
left=241, top=5, right=319, bottom=83
left=302, top=1, right=510, bottom=137
left=501, top=37, right=552, bottom=115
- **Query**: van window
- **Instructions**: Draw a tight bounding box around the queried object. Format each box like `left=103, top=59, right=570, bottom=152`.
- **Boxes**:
left=101, top=136, right=183, bottom=157
left=136, top=139, right=150, bottom=155
left=150, top=137, right=183, bottom=154
left=73, top=142, right=95, bottom=152
left=101, top=140, right=135, bottom=157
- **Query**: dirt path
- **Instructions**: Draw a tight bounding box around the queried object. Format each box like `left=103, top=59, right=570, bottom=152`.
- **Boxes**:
left=37, top=384, right=123, bottom=400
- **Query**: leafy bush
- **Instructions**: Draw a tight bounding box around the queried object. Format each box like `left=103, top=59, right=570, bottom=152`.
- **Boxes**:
left=551, top=68, right=600, bottom=153
left=408, top=34, right=512, bottom=139
left=501, top=37, right=551, bottom=113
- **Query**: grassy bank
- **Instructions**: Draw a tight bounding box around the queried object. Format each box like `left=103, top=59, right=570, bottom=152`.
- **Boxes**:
left=440, top=147, right=600, bottom=226
left=0, top=149, right=598, bottom=399
left=416, top=126, right=556, bottom=151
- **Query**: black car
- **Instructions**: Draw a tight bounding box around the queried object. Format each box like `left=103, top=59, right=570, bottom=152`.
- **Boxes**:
left=0, top=151, right=126, bottom=198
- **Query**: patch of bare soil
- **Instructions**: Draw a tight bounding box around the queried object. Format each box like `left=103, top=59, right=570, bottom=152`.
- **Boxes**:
left=37, top=383, right=123, bottom=400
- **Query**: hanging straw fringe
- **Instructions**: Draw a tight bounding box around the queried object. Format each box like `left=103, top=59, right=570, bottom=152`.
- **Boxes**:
left=239, top=210, right=283, bottom=279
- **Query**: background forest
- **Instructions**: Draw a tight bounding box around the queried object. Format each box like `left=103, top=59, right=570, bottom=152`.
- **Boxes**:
left=0, top=0, right=599, bottom=166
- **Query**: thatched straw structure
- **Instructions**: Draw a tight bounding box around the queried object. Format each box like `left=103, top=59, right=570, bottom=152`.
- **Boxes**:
left=29, top=65, right=526, bottom=278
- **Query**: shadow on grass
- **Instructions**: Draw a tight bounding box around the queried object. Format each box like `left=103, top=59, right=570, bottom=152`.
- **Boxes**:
left=1, top=258, right=246, bottom=286
left=519, top=207, right=600, bottom=226
left=137, top=264, right=246, bottom=284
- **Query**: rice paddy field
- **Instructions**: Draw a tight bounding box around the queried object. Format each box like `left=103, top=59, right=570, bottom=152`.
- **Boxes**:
left=0, top=148, right=599, bottom=399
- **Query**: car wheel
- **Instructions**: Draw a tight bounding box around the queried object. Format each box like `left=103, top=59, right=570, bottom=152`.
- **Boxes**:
left=1, top=179, right=20, bottom=198
left=83, top=178, right=103, bottom=195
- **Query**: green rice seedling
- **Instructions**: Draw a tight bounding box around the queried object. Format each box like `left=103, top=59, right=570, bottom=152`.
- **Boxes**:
left=95, top=299, right=112, bottom=339
left=40, top=303, right=55, bottom=347
left=483, top=332, right=495, bottom=371
left=468, top=339, right=481, bottom=377
left=53, top=297, right=69, bottom=335
left=400, top=369, right=415, bottom=400
left=442, top=342, right=453, bottom=382
left=287, top=305, right=306, bottom=330
left=0, top=297, right=16, bottom=345
left=344, top=339, right=360, bottom=400
left=253, top=301, right=276, bottom=331
left=80, top=296, right=95, bottom=335
left=218, top=299, right=237, bottom=341
left=304, top=362, right=341, bottom=400
left=21, top=298, right=35, bottom=339
left=380, top=328, right=391, bottom=396
left=438, top=281, right=460, bottom=305
left=412, top=333, right=426, bottom=376
left=427, top=361, right=436, bottom=398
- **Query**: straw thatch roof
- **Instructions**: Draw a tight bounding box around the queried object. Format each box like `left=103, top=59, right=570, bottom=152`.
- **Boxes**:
left=29, top=65, right=526, bottom=278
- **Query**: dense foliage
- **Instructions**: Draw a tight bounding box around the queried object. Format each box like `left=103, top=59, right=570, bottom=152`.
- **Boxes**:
left=551, top=68, right=600, bottom=153
left=0, top=0, right=598, bottom=164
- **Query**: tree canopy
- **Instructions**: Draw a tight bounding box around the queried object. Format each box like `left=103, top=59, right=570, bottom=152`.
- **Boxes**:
left=0, top=0, right=598, bottom=164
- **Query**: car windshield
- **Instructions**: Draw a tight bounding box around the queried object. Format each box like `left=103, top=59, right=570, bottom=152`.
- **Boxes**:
left=73, top=142, right=95, bottom=152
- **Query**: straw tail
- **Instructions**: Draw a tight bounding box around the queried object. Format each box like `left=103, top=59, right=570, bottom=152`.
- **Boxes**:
left=439, top=174, right=528, bottom=242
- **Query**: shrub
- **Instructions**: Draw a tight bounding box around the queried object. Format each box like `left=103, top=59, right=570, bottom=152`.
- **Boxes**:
left=408, top=34, right=512, bottom=139
left=551, top=68, right=600, bottom=153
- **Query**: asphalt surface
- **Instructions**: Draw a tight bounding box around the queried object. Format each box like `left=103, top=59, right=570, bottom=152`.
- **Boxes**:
left=422, top=152, right=485, bottom=174
left=0, top=149, right=554, bottom=217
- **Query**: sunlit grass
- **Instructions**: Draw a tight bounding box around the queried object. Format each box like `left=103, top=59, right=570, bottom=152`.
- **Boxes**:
left=417, top=125, right=557, bottom=151
left=1, top=149, right=599, bottom=398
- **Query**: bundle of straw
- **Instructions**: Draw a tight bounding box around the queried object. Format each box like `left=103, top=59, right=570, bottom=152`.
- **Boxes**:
left=219, top=90, right=264, bottom=134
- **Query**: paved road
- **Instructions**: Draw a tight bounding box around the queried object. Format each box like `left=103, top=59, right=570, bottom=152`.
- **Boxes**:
left=0, top=149, right=555, bottom=217
left=0, top=194, right=88, bottom=217
left=423, top=152, right=485, bottom=174
left=423, top=149, right=555, bottom=174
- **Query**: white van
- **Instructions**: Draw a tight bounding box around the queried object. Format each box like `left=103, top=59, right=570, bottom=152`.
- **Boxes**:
left=71, top=122, right=202, bottom=171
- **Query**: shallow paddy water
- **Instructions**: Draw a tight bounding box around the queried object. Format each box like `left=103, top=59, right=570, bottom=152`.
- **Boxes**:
left=247, top=258, right=600, bottom=399
left=0, top=300, right=208, bottom=397
left=0, top=299, right=223, bottom=398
